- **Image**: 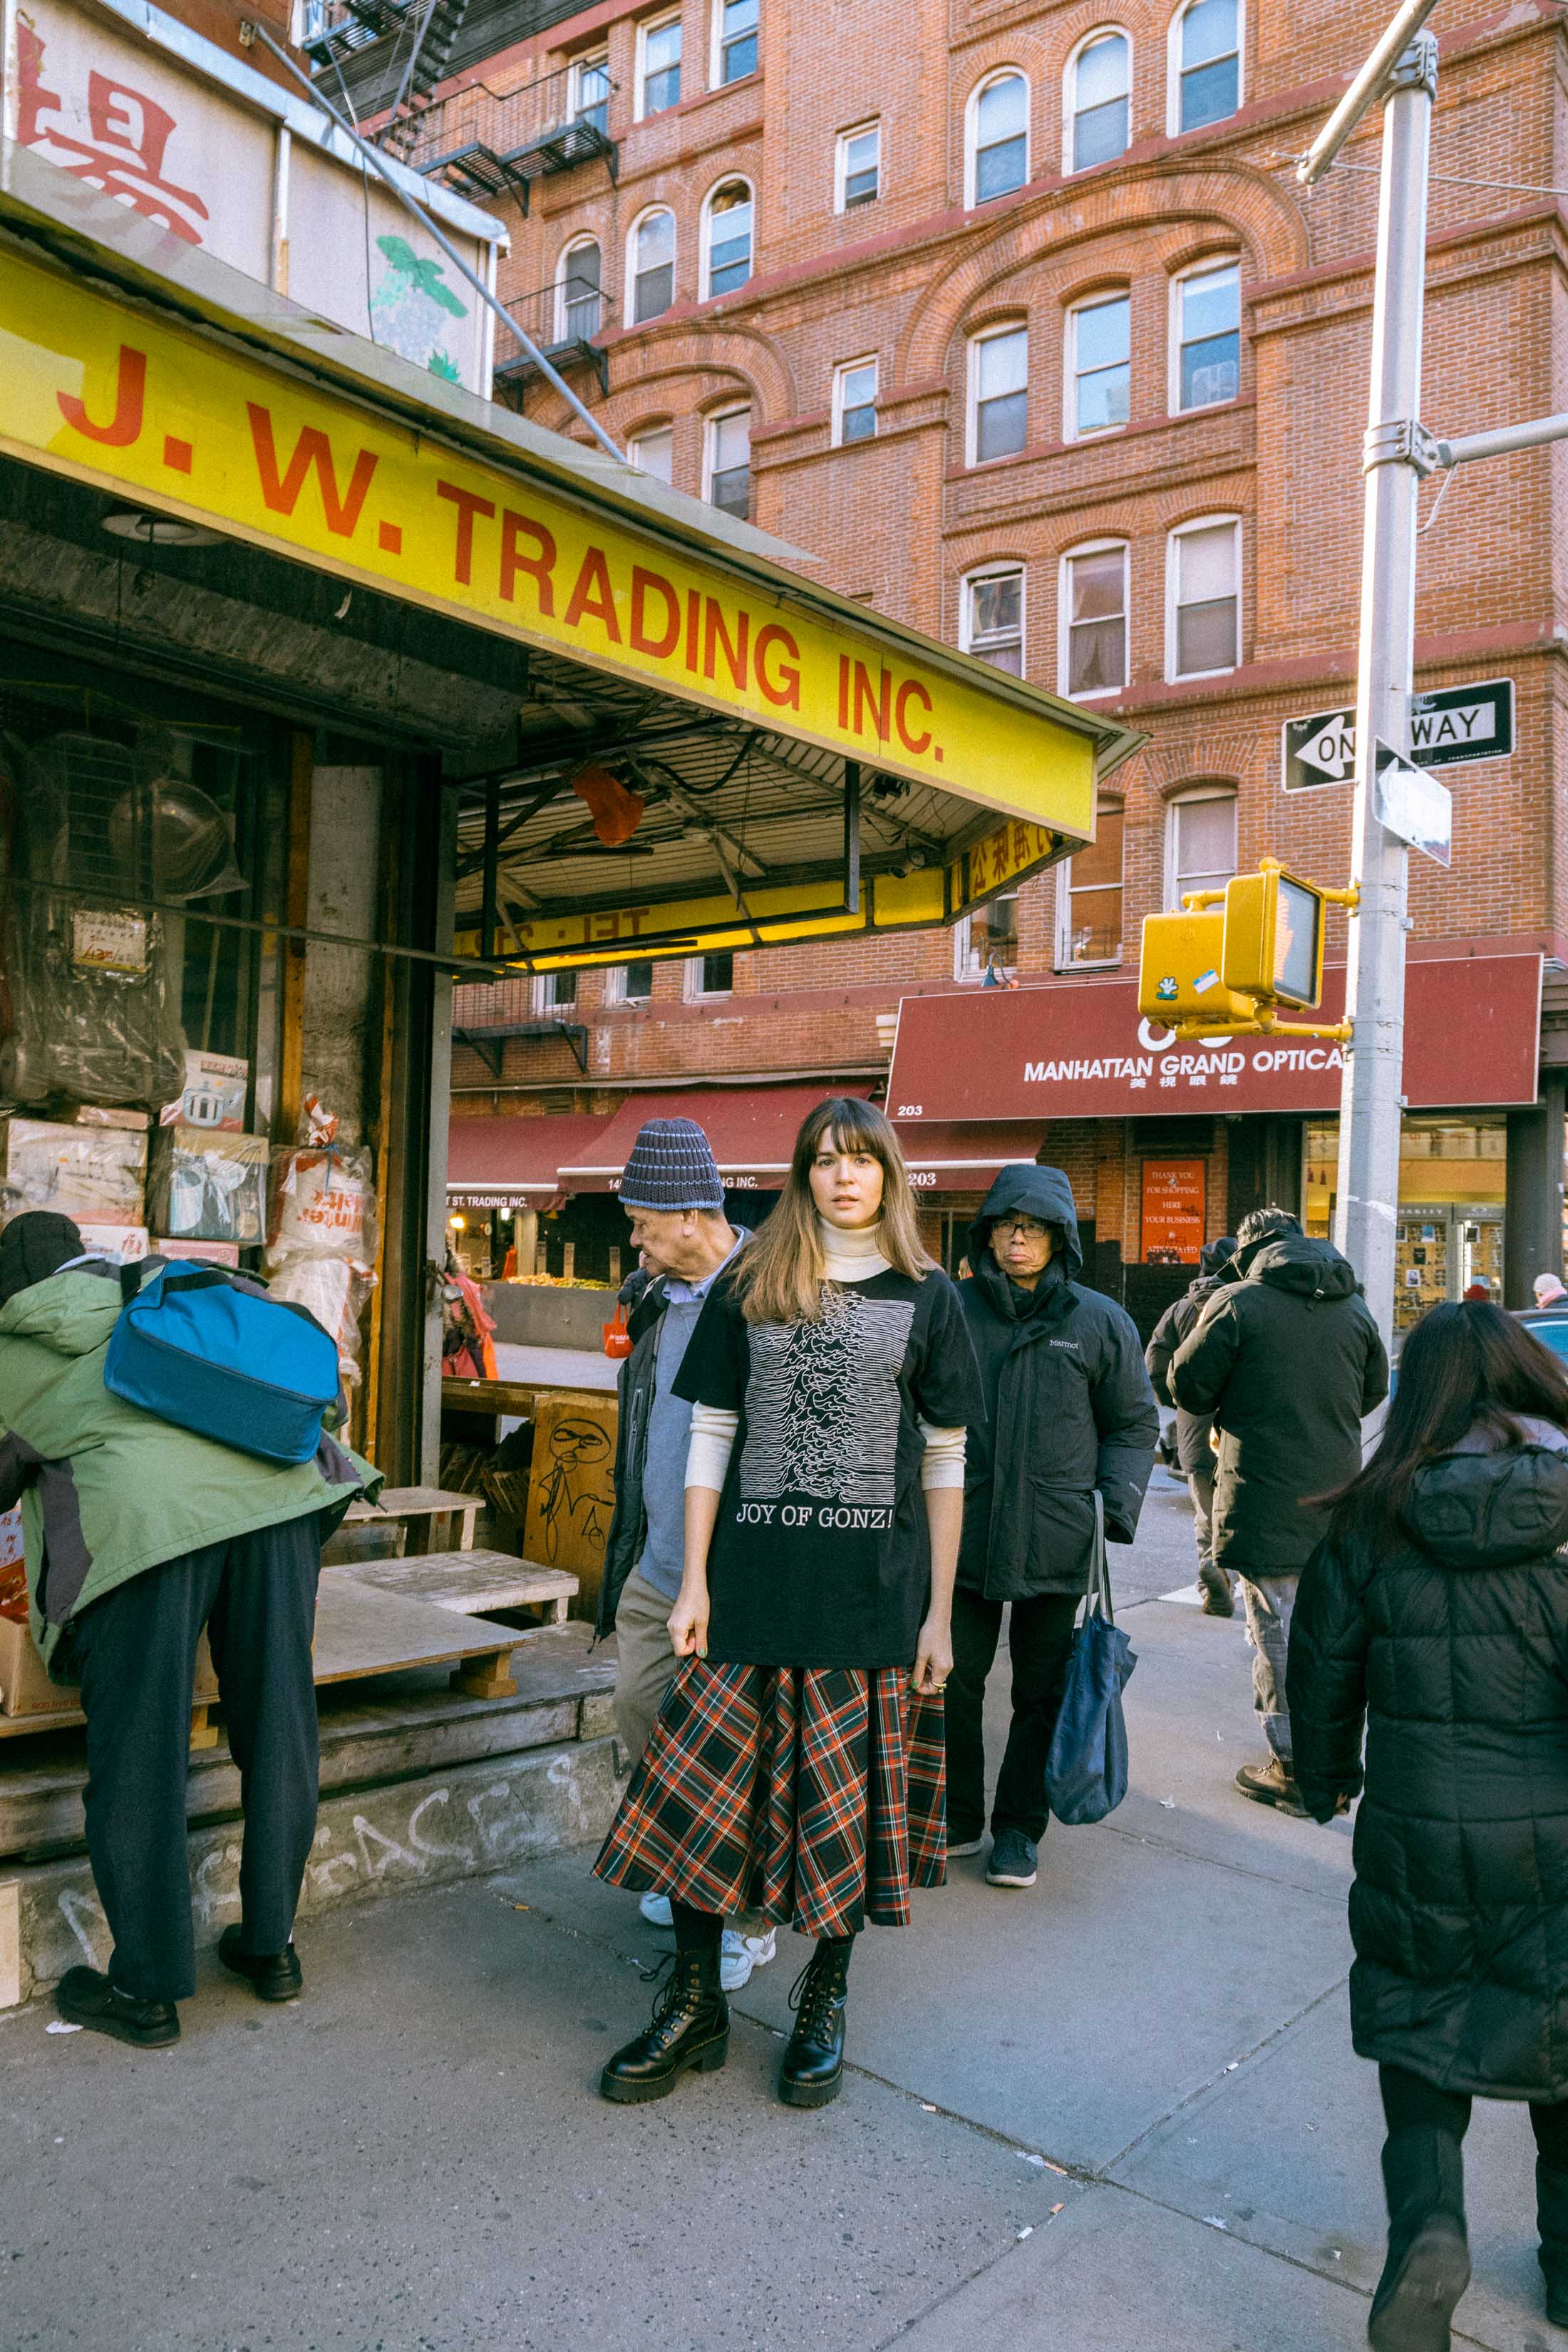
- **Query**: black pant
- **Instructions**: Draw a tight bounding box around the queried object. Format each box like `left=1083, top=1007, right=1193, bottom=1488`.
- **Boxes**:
left=1380, top=2063, right=1568, bottom=2281
left=945, top=1589, right=1079, bottom=1845
left=66, top=1515, right=323, bottom=2003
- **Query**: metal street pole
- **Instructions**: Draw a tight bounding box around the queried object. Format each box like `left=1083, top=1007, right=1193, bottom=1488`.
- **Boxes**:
left=1331, top=31, right=1438, bottom=1353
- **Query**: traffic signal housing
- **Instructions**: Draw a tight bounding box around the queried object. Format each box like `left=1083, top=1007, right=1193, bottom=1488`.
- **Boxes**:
left=1219, top=862, right=1326, bottom=1010
left=1138, top=909, right=1259, bottom=1027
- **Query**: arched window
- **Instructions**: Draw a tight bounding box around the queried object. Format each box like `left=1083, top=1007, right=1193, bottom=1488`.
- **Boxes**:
left=627, top=207, right=676, bottom=325
left=629, top=425, right=674, bottom=483
left=1066, top=30, right=1130, bottom=172
left=555, top=237, right=601, bottom=344
left=1055, top=795, right=1125, bottom=967
left=1171, top=0, right=1240, bottom=133
left=967, top=324, right=1028, bottom=463
left=1166, top=515, right=1242, bottom=679
left=1170, top=258, right=1240, bottom=411
left=961, top=564, right=1025, bottom=674
left=1059, top=540, right=1128, bottom=697
left=705, top=407, right=751, bottom=517
left=702, top=180, right=753, bottom=299
left=1166, top=783, right=1237, bottom=909
left=966, top=70, right=1028, bottom=205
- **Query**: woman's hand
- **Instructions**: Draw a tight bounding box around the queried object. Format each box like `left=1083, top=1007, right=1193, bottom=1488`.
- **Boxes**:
left=667, top=1579, right=710, bottom=1660
left=912, top=1614, right=952, bottom=1696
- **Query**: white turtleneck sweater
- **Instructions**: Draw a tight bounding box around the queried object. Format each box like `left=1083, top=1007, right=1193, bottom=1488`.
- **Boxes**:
left=684, top=1218, right=967, bottom=1493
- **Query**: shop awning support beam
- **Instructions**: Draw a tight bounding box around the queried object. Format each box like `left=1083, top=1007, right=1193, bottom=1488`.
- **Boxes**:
left=244, top=21, right=626, bottom=463
left=843, top=760, right=861, bottom=916
left=479, top=774, right=501, bottom=962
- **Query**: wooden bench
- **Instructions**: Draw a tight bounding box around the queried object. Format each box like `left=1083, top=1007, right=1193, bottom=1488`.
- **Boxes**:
left=323, top=1550, right=578, bottom=1626
left=313, top=1577, right=523, bottom=1701
left=343, top=1484, right=483, bottom=1554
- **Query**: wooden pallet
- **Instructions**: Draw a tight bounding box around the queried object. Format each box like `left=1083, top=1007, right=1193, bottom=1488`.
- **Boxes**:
left=322, top=1550, right=577, bottom=1625
left=343, top=1484, right=483, bottom=1554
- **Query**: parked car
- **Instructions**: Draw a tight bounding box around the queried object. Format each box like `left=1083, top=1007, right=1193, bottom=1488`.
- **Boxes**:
left=1515, top=1306, right=1568, bottom=1363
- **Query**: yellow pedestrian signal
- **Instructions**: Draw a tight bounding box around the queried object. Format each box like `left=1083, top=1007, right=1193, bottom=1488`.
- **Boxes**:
left=1138, top=910, right=1258, bottom=1027
left=1219, top=862, right=1326, bottom=1009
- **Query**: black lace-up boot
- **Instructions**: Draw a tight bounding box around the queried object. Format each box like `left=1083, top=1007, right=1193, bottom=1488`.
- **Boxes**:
left=779, top=1938, right=852, bottom=2109
left=599, top=1950, right=729, bottom=2104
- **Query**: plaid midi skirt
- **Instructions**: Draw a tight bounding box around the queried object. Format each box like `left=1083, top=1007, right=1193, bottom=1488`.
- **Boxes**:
left=594, top=1657, right=947, bottom=1939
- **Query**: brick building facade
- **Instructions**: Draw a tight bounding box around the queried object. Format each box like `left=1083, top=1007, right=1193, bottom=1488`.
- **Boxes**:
left=402, top=0, right=1568, bottom=1334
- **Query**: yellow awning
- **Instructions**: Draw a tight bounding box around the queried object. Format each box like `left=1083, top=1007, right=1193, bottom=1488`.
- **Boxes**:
left=0, top=140, right=1140, bottom=967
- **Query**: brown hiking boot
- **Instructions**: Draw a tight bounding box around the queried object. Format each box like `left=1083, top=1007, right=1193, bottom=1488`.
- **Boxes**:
left=1234, top=1758, right=1309, bottom=1817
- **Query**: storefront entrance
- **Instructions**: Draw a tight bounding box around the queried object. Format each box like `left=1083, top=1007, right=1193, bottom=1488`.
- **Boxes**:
left=1306, top=1117, right=1507, bottom=1340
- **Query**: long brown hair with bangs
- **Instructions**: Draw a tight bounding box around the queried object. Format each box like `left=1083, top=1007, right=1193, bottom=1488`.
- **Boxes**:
left=733, top=1096, right=937, bottom=1324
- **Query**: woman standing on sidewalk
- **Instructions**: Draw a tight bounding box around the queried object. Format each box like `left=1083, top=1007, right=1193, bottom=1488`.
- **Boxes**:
left=1289, top=1301, right=1568, bottom=2351
left=594, top=1096, right=981, bottom=2110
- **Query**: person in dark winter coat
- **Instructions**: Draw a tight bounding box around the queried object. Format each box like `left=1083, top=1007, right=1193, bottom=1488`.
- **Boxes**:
left=947, top=1165, right=1158, bottom=1891
left=1145, top=1235, right=1236, bottom=1615
left=1171, top=1206, right=1388, bottom=1815
left=1288, top=1301, right=1568, bottom=2351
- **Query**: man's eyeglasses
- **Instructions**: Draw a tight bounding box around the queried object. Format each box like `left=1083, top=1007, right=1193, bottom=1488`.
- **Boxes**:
left=994, top=1217, right=1050, bottom=1241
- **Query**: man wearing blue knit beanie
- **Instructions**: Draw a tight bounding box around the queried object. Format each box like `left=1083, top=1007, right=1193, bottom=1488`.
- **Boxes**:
left=594, top=1117, right=775, bottom=1991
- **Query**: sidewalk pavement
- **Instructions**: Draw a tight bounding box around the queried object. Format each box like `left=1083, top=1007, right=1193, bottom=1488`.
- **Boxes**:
left=0, top=1471, right=1554, bottom=2351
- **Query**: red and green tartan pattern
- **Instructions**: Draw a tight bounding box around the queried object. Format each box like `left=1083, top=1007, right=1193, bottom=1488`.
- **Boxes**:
left=594, top=1657, right=947, bottom=1939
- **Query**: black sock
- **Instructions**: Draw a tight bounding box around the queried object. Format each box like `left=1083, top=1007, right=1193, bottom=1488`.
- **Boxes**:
left=671, top=1902, right=723, bottom=1972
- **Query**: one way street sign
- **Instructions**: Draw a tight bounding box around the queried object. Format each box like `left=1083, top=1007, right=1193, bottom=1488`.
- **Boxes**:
left=1282, top=676, right=1514, bottom=791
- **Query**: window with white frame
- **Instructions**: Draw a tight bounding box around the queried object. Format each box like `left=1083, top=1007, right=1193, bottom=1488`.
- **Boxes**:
left=686, top=950, right=735, bottom=998
left=1067, top=293, right=1130, bottom=437
left=702, top=180, right=753, bottom=298
left=836, top=119, right=881, bottom=210
left=1167, top=516, right=1240, bottom=677
left=1167, top=787, right=1237, bottom=907
left=629, top=425, right=674, bottom=482
left=534, top=969, right=579, bottom=1011
left=604, top=959, right=655, bottom=1005
left=834, top=357, right=878, bottom=444
left=1172, top=0, right=1239, bottom=133
left=962, top=566, right=1024, bottom=674
left=1067, top=30, right=1130, bottom=172
left=636, top=11, right=682, bottom=118
left=571, top=48, right=611, bottom=135
left=969, top=325, right=1028, bottom=463
left=1055, top=796, right=1125, bottom=966
left=1172, top=259, right=1239, bottom=411
left=628, top=207, right=676, bottom=324
left=713, top=0, right=758, bottom=85
left=1060, top=542, right=1128, bottom=698
left=706, top=408, right=751, bottom=517
left=968, top=71, right=1028, bottom=205
left=954, top=892, right=1021, bottom=981
left=555, top=238, right=602, bottom=343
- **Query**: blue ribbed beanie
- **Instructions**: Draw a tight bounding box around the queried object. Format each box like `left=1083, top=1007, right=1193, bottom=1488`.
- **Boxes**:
left=619, top=1118, right=725, bottom=1212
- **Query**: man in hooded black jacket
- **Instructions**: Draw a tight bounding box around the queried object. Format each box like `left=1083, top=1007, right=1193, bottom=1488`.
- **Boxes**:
left=947, top=1166, right=1158, bottom=1889
left=1172, top=1205, right=1388, bottom=1812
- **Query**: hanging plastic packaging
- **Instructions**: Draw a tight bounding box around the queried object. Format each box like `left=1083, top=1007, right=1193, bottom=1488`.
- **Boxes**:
left=264, top=1097, right=378, bottom=1383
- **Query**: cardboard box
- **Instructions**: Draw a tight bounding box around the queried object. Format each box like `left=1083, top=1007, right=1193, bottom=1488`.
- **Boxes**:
left=152, top=1237, right=239, bottom=1267
left=160, top=1050, right=249, bottom=1133
left=0, top=1117, right=147, bottom=1228
left=150, top=1125, right=268, bottom=1245
left=77, top=1224, right=149, bottom=1263
left=70, top=1105, right=150, bottom=1132
left=521, top=1388, right=619, bottom=1619
left=0, top=1611, right=219, bottom=1720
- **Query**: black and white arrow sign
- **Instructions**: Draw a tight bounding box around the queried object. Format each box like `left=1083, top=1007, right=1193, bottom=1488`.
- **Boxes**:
left=1282, top=677, right=1514, bottom=792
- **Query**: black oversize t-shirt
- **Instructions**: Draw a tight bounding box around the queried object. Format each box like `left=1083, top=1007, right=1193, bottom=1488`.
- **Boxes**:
left=671, top=1267, right=984, bottom=1670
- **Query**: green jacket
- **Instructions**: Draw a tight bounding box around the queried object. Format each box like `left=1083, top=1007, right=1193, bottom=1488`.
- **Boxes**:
left=0, top=1258, right=378, bottom=1668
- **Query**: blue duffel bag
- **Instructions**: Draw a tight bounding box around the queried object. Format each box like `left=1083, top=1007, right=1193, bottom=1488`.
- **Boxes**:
left=104, top=1257, right=340, bottom=1465
left=1043, top=1492, right=1138, bottom=1826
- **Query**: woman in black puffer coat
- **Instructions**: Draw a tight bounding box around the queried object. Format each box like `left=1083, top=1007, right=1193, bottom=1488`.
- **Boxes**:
left=1289, top=1301, right=1568, bottom=2352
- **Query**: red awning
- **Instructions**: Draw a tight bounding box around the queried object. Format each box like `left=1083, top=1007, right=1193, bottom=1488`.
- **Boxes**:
left=446, top=1112, right=617, bottom=1206
left=894, top=1123, right=1044, bottom=1194
left=560, top=1083, right=872, bottom=1193
left=887, top=952, right=1543, bottom=1123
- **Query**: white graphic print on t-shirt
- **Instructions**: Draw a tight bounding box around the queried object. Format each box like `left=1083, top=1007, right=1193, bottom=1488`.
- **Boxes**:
left=738, top=1290, right=917, bottom=1506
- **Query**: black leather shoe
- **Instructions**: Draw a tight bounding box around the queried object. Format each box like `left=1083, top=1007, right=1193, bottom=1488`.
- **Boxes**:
left=218, top=1924, right=304, bottom=2002
left=779, top=1944, right=849, bottom=2110
left=56, top=1966, right=179, bottom=2048
left=1368, top=2215, right=1470, bottom=2352
left=599, top=1953, right=729, bottom=2104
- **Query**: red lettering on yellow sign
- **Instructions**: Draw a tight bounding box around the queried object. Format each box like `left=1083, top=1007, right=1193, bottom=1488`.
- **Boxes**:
left=247, top=406, right=378, bottom=538
left=436, top=480, right=494, bottom=584
left=630, top=566, right=679, bottom=658
left=500, top=509, right=555, bottom=612
left=58, top=342, right=146, bottom=446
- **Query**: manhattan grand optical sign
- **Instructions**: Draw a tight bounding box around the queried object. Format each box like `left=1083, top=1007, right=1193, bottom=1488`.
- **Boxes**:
left=887, top=954, right=1544, bottom=1122
left=0, top=244, right=1098, bottom=837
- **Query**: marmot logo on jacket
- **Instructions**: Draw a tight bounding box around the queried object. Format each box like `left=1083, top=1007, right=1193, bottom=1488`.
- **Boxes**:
left=1049, top=1339, right=1081, bottom=1351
